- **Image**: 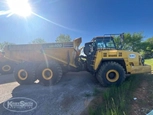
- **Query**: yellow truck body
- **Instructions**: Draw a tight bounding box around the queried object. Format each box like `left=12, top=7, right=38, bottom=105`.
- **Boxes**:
left=4, top=38, right=82, bottom=68
left=93, top=50, right=151, bottom=74
left=3, top=38, right=82, bottom=86
left=3, top=35, right=152, bottom=86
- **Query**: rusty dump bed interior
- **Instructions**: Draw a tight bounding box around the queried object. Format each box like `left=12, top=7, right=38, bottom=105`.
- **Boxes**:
left=4, top=38, right=82, bottom=68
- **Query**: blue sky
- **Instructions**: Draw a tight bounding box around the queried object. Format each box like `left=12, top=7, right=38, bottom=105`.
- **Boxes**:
left=0, top=0, right=153, bottom=45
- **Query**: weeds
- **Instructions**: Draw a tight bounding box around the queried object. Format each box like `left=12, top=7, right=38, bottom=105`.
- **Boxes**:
left=89, top=75, right=143, bottom=115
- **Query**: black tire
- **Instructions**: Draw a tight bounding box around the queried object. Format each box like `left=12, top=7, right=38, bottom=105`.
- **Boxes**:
left=14, top=63, right=36, bottom=85
left=96, top=61, right=125, bottom=87
left=62, top=66, right=68, bottom=76
left=0, top=61, right=16, bottom=75
left=37, top=61, right=62, bottom=86
left=62, top=71, right=68, bottom=76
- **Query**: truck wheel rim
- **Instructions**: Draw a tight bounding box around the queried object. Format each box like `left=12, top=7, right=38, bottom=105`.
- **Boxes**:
left=18, top=69, right=28, bottom=80
left=2, top=65, right=11, bottom=72
left=42, top=68, right=53, bottom=80
left=106, top=70, right=119, bottom=82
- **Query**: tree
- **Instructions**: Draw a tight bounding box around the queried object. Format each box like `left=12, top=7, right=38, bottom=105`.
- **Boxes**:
left=114, top=33, right=143, bottom=52
left=31, top=38, right=46, bottom=44
left=0, top=42, right=14, bottom=50
left=55, top=34, right=71, bottom=43
left=140, top=37, right=153, bottom=58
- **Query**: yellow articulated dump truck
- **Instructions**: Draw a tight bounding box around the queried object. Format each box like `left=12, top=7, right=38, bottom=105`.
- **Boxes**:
left=3, top=39, right=82, bottom=86
left=3, top=33, right=151, bottom=86
left=0, top=51, right=16, bottom=75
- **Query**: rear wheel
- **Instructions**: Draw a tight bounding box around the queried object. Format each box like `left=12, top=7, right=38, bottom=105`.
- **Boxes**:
left=96, top=62, right=125, bottom=87
left=0, top=61, right=16, bottom=75
left=14, top=63, right=36, bottom=85
left=37, top=61, right=62, bottom=86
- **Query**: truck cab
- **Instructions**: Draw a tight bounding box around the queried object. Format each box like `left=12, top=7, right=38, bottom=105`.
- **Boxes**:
left=84, top=36, right=118, bottom=73
left=83, top=34, right=151, bottom=86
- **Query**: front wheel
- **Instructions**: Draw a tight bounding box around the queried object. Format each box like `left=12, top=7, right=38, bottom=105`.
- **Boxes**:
left=96, top=62, right=125, bottom=87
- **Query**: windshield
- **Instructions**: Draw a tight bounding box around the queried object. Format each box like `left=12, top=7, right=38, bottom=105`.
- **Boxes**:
left=96, top=37, right=116, bottom=49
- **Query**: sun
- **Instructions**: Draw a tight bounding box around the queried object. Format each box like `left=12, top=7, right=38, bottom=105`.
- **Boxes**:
left=7, top=0, right=32, bottom=17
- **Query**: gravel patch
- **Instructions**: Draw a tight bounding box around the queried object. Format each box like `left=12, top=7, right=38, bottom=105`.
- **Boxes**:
left=0, top=71, right=102, bottom=115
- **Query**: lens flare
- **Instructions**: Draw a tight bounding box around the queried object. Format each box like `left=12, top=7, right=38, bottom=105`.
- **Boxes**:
left=7, top=0, right=32, bottom=17
left=0, top=0, right=83, bottom=32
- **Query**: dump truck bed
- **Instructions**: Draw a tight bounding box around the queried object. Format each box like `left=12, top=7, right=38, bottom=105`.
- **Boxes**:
left=3, top=38, right=82, bottom=68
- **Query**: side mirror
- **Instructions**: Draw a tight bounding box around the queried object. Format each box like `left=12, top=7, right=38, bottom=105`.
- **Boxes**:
left=84, top=42, right=92, bottom=55
left=120, top=33, right=124, bottom=49
left=120, top=33, right=124, bottom=43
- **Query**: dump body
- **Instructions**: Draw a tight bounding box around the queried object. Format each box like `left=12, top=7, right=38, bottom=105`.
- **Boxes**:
left=2, top=38, right=82, bottom=85
left=3, top=38, right=82, bottom=68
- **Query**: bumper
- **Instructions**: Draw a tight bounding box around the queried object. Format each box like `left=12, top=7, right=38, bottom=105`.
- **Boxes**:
left=130, top=65, right=151, bottom=74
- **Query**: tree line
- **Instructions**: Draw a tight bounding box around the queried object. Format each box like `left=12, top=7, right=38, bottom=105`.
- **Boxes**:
left=0, top=34, right=71, bottom=50
left=114, top=33, right=153, bottom=59
left=0, top=33, right=152, bottom=59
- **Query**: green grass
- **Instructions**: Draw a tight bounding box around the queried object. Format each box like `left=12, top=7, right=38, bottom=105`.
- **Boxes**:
left=88, top=75, right=145, bottom=115
left=145, top=58, right=153, bottom=70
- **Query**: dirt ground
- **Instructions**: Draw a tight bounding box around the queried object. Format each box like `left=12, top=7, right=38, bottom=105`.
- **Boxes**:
left=1, top=72, right=152, bottom=115
left=0, top=71, right=103, bottom=115
left=130, top=73, right=153, bottom=115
